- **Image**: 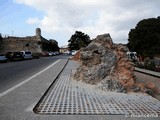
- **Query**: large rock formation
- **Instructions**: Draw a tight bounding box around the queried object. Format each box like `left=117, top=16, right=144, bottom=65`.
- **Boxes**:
left=73, top=34, right=136, bottom=92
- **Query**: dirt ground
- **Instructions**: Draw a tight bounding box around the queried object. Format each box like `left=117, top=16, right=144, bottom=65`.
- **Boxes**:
left=134, top=71, right=160, bottom=100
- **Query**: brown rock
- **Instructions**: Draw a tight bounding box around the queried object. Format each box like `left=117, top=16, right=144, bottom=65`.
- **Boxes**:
left=72, top=33, right=159, bottom=95
left=73, top=33, right=136, bottom=92
left=71, top=50, right=81, bottom=61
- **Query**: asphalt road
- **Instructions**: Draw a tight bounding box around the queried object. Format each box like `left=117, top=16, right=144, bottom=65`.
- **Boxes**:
left=0, top=54, right=69, bottom=93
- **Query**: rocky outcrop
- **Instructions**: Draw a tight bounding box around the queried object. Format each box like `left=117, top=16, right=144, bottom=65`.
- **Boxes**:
left=71, top=50, right=81, bottom=61
left=73, top=34, right=136, bottom=92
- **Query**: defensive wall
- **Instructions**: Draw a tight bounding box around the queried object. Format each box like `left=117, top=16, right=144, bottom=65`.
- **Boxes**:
left=0, top=28, right=59, bottom=53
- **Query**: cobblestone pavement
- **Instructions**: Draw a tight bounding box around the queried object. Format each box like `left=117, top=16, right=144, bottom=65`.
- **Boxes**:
left=34, top=60, right=160, bottom=115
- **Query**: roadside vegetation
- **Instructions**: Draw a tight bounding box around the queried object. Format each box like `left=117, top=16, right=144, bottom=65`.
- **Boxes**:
left=68, top=31, right=91, bottom=50
left=127, top=16, right=160, bottom=72
left=127, top=16, right=160, bottom=58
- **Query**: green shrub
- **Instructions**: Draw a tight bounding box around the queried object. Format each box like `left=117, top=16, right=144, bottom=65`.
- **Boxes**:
left=136, top=60, right=160, bottom=72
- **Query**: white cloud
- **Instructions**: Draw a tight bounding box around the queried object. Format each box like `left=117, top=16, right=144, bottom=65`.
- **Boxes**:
left=14, top=0, right=160, bottom=46
left=27, top=17, right=40, bottom=24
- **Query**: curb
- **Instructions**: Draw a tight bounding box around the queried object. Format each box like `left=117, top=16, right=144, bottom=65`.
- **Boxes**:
left=33, top=59, right=69, bottom=114
left=135, top=67, right=160, bottom=78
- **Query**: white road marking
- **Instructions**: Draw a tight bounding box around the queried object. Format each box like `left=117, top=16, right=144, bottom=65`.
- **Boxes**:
left=0, top=59, right=61, bottom=97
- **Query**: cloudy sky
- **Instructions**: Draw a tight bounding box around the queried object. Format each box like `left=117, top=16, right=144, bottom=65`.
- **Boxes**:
left=0, top=0, right=159, bottom=47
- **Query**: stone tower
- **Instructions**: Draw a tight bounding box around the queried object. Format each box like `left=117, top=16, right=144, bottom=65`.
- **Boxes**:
left=36, top=28, right=41, bottom=36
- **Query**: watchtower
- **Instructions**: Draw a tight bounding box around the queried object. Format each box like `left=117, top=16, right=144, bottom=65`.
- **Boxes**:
left=36, top=28, right=41, bottom=36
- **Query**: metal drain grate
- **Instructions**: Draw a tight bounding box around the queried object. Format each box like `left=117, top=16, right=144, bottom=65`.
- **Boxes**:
left=34, top=61, right=160, bottom=115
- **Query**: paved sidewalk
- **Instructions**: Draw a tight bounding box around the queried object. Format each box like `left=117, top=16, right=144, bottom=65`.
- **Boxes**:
left=34, top=61, right=160, bottom=115
left=0, top=59, right=159, bottom=120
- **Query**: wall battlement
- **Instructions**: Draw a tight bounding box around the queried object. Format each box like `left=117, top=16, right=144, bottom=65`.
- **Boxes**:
left=0, top=28, right=59, bottom=53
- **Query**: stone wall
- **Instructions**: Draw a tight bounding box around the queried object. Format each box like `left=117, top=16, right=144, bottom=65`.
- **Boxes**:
left=0, top=28, right=59, bottom=53
left=1, top=36, right=42, bottom=53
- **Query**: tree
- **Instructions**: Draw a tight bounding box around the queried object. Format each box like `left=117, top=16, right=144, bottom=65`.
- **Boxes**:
left=68, top=31, right=91, bottom=50
left=127, top=17, right=160, bottom=58
left=0, top=33, right=2, bottom=40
